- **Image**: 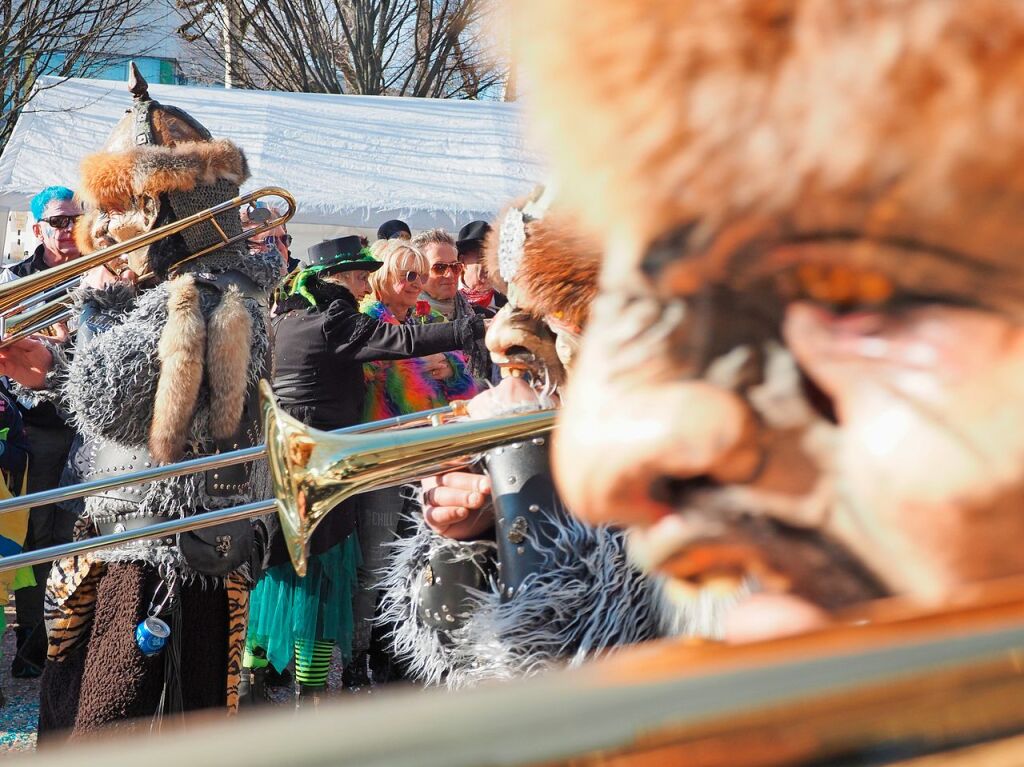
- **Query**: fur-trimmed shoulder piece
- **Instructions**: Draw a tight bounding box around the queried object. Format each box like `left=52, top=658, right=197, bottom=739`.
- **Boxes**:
left=484, top=208, right=601, bottom=329
left=79, top=139, right=249, bottom=212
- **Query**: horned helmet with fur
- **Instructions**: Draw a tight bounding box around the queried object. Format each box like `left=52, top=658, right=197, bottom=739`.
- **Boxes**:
left=74, top=63, right=250, bottom=279
left=514, top=0, right=1024, bottom=636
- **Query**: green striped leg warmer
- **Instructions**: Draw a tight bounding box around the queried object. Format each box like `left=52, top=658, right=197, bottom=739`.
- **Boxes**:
left=294, top=640, right=334, bottom=688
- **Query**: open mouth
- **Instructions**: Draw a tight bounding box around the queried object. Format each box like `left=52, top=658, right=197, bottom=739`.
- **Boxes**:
left=629, top=495, right=890, bottom=641
left=493, top=346, right=539, bottom=379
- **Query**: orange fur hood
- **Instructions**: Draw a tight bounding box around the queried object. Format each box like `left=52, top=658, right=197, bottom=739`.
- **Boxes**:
left=79, top=139, right=249, bottom=212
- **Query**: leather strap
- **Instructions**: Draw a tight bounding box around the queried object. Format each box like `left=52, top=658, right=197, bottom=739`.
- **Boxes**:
left=484, top=436, right=567, bottom=602
left=94, top=512, right=174, bottom=542
left=193, top=269, right=269, bottom=310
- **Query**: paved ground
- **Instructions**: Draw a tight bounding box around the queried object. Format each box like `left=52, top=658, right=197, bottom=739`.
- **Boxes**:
left=0, top=604, right=351, bottom=753
left=0, top=605, right=38, bottom=753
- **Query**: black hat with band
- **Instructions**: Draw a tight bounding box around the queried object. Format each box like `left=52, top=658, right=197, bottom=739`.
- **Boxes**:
left=306, top=236, right=382, bottom=273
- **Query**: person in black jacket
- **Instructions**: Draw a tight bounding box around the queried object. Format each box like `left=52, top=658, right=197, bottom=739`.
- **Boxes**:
left=243, top=235, right=484, bottom=706
left=2, top=186, right=82, bottom=679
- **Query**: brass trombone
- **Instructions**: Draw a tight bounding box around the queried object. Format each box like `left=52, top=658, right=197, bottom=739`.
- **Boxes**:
left=0, top=382, right=557, bottom=576
left=0, top=401, right=470, bottom=521
left=0, top=186, right=295, bottom=348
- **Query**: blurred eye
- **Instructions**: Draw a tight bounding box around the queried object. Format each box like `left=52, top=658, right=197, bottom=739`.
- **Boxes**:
left=774, top=263, right=895, bottom=311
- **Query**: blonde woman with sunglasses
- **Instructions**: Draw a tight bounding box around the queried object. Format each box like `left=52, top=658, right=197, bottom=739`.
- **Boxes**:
left=349, top=239, right=486, bottom=686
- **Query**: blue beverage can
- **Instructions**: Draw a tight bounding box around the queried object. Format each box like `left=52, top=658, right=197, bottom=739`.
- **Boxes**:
left=135, top=616, right=171, bottom=656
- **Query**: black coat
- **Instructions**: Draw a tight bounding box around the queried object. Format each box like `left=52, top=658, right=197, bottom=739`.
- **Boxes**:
left=2, top=245, right=70, bottom=430
left=270, top=280, right=485, bottom=559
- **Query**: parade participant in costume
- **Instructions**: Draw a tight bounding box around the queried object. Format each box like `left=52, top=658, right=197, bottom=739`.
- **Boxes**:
left=378, top=193, right=742, bottom=687
left=513, top=0, right=1024, bottom=639
left=0, top=67, right=279, bottom=739
left=251, top=236, right=486, bottom=704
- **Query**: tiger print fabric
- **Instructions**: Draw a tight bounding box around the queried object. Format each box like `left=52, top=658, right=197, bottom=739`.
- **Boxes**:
left=225, top=573, right=249, bottom=714
left=44, top=555, right=106, bottom=662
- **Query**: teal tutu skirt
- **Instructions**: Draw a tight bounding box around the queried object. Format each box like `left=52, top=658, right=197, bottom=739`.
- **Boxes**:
left=246, top=535, right=361, bottom=672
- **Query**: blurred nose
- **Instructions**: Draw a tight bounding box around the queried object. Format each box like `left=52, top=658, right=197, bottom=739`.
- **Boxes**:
left=551, top=296, right=760, bottom=527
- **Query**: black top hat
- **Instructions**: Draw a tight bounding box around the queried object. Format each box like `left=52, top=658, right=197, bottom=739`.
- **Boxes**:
left=457, top=220, right=491, bottom=253
left=305, top=236, right=382, bottom=273
left=376, top=219, right=411, bottom=240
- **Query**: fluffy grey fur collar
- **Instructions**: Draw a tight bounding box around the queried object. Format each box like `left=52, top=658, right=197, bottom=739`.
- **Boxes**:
left=378, top=510, right=664, bottom=689
left=73, top=282, right=136, bottom=312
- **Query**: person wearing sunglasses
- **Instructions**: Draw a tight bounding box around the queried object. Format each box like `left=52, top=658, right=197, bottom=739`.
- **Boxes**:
left=0, top=185, right=83, bottom=285
left=0, top=185, right=82, bottom=680
left=248, top=235, right=485, bottom=705
left=412, top=228, right=494, bottom=382
left=342, top=239, right=485, bottom=689
left=241, top=203, right=297, bottom=275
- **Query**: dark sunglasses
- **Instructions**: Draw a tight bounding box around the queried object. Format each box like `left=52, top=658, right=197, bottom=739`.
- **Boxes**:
left=402, top=270, right=425, bottom=284
left=277, top=234, right=293, bottom=247
left=42, top=214, right=81, bottom=230
left=248, top=235, right=275, bottom=247
left=429, top=262, right=465, bottom=277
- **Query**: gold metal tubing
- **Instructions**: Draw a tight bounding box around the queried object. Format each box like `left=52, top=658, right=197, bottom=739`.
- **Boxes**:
left=262, top=380, right=558, bottom=575
left=0, top=390, right=554, bottom=575
left=4, top=299, right=72, bottom=336
left=0, top=307, right=75, bottom=348
left=0, top=186, right=296, bottom=318
left=0, top=402, right=466, bottom=518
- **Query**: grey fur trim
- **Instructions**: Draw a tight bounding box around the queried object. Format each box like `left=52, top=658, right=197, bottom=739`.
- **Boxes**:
left=66, top=267, right=271, bottom=448
left=62, top=244, right=273, bottom=581
left=378, top=510, right=664, bottom=689
left=72, top=282, right=136, bottom=313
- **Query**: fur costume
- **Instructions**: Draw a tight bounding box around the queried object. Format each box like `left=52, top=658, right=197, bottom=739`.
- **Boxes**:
left=78, top=140, right=249, bottom=214
left=376, top=194, right=750, bottom=689
left=508, top=0, right=1024, bottom=622
left=512, top=0, right=1024, bottom=318
left=484, top=204, right=601, bottom=331
left=35, top=69, right=276, bottom=740
left=59, top=260, right=277, bottom=579
left=379, top=506, right=664, bottom=689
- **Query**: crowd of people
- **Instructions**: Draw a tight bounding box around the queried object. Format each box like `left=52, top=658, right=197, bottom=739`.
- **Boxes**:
left=0, top=77, right=658, bottom=734
left=0, top=175, right=517, bottom=711
left=0, top=0, right=1022, bottom=755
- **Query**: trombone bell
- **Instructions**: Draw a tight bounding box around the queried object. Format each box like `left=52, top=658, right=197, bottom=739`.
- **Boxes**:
left=260, top=381, right=557, bottom=576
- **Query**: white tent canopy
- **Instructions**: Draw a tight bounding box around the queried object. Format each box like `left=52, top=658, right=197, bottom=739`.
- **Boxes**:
left=0, top=77, right=545, bottom=231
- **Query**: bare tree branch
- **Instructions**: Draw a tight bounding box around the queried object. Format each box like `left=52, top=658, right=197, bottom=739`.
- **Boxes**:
left=175, top=0, right=507, bottom=98
left=0, top=0, right=153, bottom=148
